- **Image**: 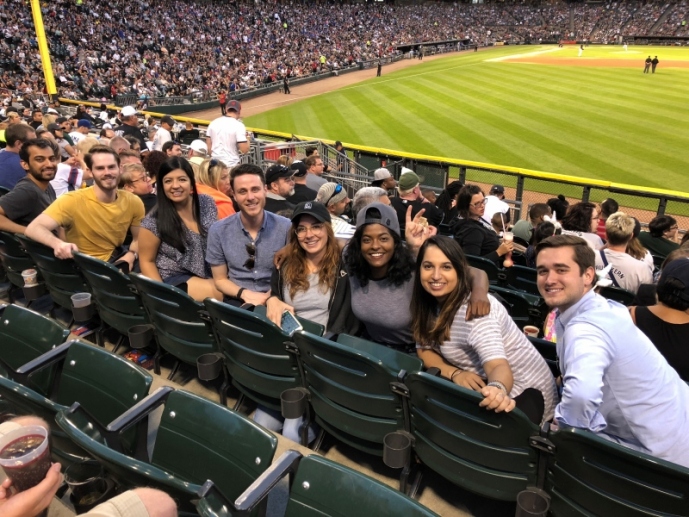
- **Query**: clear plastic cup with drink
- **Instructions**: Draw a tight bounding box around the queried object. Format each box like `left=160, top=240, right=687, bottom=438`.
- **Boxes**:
left=0, top=425, right=51, bottom=492
left=21, top=269, right=38, bottom=287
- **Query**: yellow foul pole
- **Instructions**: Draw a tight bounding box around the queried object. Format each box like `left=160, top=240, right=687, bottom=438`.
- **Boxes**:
left=29, top=0, right=58, bottom=96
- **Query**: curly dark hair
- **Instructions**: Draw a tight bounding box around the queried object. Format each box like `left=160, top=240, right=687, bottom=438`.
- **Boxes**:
left=144, top=150, right=168, bottom=179
left=344, top=220, right=415, bottom=288
left=561, top=202, right=597, bottom=233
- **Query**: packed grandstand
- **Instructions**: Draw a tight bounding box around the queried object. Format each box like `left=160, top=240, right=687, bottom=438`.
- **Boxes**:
left=2, top=0, right=689, bottom=101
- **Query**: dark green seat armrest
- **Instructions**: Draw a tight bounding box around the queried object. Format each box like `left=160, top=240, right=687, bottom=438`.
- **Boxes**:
left=107, top=386, right=174, bottom=434
left=336, top=334, right=422, bottom=374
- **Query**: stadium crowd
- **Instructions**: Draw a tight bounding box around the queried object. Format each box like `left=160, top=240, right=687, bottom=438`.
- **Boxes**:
left=0, top=99, right=688, bottom=482
left=2, top=0, right=689, bottom=101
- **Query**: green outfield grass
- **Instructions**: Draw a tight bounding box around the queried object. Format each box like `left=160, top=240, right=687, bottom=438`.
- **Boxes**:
left=245, top=45, right=689, bottom=192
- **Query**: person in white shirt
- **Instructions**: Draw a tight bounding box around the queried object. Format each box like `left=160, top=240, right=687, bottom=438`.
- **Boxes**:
left=482, top=184, right=511, bottom=226
left=68, top=119, right=92, bottom=145
left=316, top=181, right=355, bottom=240
left=50, top=137, right=98, bottom=197
left=205, top=100, right=248, bottom=167
left=151, top=115, right=175, bottom=152
left=561, top=202, right=605, bottom=250
left=595, top=212, right=653, bottom=293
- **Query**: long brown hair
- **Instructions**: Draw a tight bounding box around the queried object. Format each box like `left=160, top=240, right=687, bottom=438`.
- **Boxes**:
left=411, top=236, right=473, bottom=347
left=282, top=217, right=341, bottom=299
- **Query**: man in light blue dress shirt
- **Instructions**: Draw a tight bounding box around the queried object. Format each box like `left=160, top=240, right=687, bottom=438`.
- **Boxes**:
left=535, top=234, right=689, bottom=468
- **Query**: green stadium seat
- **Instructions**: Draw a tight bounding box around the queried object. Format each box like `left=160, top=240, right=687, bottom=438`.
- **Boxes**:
left=129, top=272, right=214, bottom=379
left=544, top=424, right=689, bottom=516
left=56, top=389, right=278, bottom=514
left=16, top=234, right=89, bottom=320
left=465, top=254, right=507, bottom=285
left=0, top=303, right=70, bottom=395
left=287, top=331, right=422, bottom=453
left=72, top=252, right=148, bottom=350
left=0, top=340, right=152, bottom=463
left=528, top=336, right=560, bottom=378
left=506, top=264, right=540, bottom=296
left=0, top=231, right=39, bottom=299
left=397, top=371, right=540, bottom=501
left=197, top=451, right=439, bottom=517
left=598, top=285, right=636, bottom=306
left=202, top=299, right=323, bottom=411
left=489, top=285, right=548, bottom=329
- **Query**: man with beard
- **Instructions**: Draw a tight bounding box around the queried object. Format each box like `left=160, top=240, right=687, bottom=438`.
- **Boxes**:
left=264, top=164, right=295, bottom=215
left=26, top=145, right=144, bottom=270
left=0, top=139, right=58, bottom=234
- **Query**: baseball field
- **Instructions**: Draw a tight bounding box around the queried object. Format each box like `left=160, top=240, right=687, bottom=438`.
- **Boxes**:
left=245, top=45, right=689, bottom=192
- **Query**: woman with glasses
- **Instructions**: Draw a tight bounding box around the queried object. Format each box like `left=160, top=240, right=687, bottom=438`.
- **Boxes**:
left=452, top=185, right=513, bottom=264
left=138, top=157, right=222, bottom=301
left=638, top=215, right=681, bottom=260
left=344, top=202, right=490, bottom=354
left=411, top=236, right=558, bottom=425
left=266, top=201, right=359, bottom=335
left=196, top=158, right=236, bottom=219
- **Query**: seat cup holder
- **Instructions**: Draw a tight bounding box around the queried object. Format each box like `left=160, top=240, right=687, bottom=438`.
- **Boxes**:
left=22, top=283, right=46, bottom=301
left=281, top=388, right=308, bottom=419
left=128, top=324, right=155, bottom=349
left=197, top=353, right=223, bottom=381
left=71, top=292, right=94, bottom=322
left=515, top=488, right=550, bottom=517
left=65, top=459, right=116, bottom=513
left=383, top=431, right=412, bottom=469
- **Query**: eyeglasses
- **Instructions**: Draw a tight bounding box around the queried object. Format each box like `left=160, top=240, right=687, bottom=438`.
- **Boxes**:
left=471, top=199, right=487, bottom=208
left=295, top=223, right=325, bottom=237
left=670, top=225, right=679, bottom=230
left=243, top=243, right=256, bottom=270
left=131, top=174, right=151, bottom=184
left=325, top=184, right=343, bottom=205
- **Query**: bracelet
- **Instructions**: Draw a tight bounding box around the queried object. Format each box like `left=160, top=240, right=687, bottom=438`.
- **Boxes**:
left=487, top=381, right=508, bottom=396
left=236, top=287, right=245, bottom=301
left=450, top=369, right=461, bottom=382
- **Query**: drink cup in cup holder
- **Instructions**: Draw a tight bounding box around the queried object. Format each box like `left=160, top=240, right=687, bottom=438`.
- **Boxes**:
left=21, top=269, right=38, bottom=287
left=515, top=488, right=550, bottom=517
left=65, top=460, right=113, bottom=513
left=71, top=292, right=94, bottom=322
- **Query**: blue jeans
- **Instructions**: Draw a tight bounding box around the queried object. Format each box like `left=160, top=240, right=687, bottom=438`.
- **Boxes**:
left=253, top=406, right=318, bottom=444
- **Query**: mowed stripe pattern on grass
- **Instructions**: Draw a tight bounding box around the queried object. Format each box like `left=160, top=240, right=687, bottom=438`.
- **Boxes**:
left=245, top=46, right=689, bottom=191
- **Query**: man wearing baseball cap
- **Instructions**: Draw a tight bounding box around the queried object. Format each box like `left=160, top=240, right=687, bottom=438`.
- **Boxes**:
left=483, top=184, right=511, bottom=226
left=264, top=164, right=296, bottom=215
left=371, top=167, right=396, bottom=192
left=187, top=139, right=207, bottom=172
left=206, top=99, right=248, bottom=167
left=316, top=182, right=354, bottom=240
left=69, top=119, right=92, bottom=146
left=286, top=161, right=318, bottom=204
left=389, top=170, right=443, bottom=233
left=114, top=106, right=148, bottom=153
left=152, top=115, right=175, bottom=152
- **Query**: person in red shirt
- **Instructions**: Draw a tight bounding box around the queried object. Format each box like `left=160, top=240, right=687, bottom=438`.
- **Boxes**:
left=597, top=198, right=619, bottom=242
left=218, top=91, right=227, bottom=116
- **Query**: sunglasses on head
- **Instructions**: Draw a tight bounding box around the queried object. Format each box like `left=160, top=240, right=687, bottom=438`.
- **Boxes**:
left=326, top=184, right=343, bottom=205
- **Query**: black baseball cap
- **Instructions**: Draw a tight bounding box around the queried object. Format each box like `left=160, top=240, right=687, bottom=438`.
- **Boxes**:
left=265, top=164, right=292, bottom=186
left=291, top=201, right=331, bottom=224
left=47, top=123, right=62, bottom=132
left=290, top=161, right=307, bottom=177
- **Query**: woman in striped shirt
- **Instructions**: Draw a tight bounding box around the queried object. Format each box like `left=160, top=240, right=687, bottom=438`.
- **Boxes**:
left=411, top=236, right=558, bottom=425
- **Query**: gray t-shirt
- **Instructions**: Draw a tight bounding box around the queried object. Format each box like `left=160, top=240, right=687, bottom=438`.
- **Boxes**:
left=306, top=173, right=328, bottom=192
left=418, top=295, right=558, bottom=424
left=140, top=194, right=217, bottom=280
left=0, top=177, right=56, bottom=227
left=283, top=272, right=331, bottom=329
left=349, top=274, right=414, bottom=346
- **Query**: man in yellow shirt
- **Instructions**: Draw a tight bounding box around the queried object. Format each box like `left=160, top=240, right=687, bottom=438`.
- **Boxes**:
left=26, top=146, right=144, bottom=269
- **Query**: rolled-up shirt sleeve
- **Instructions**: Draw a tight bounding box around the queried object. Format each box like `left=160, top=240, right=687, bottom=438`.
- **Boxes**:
left=555, top=322, right=612, bottom=432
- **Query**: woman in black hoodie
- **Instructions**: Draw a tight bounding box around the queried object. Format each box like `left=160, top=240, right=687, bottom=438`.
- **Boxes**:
left=452, top=184, right=513, bottom=264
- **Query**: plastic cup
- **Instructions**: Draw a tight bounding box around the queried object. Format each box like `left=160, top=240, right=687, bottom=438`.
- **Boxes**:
left=524, top=325, right=540, bottom=338
left=71, top=292, right=92, bottom=308
left=65, top=460, right=108, bottom=509
left=0, top=425, right=51, bottom=492
left=503, top=231, right=514, bottom=243
left=21, top=269, right=38, bottom=287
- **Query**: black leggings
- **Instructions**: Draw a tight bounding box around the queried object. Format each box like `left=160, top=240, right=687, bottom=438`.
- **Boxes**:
left=513, top=388, right=545, bottom=425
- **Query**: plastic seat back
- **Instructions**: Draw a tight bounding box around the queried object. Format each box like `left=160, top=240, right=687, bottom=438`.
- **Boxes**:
left=527, top=336, right=559, bottom=378
left=404, top=371, right=539, bottom=501
left=285, top=455, right=439, bottom=517
left=0, top=304, right=70, bottom=395
left=547, top=426, right=689, bottom=517
left=598, top=285, right=636, bottom=306
left=465, top=254, right=507, bottom=285
left=489, top=285, right=547, bottom=329
left=16, top=235, right=88, bottom=310
left=203, top=299, right=315, bottom=411
left=151, top=390, right=278, bottom=504
left=0, top=231, right=37, bottom=289
left=507, top=264, right=540, bottom=295
left=73, top=252, right=147, bottom=335
left=129, top=273, right=213, bottom=365
left=292, top=332, right=422, bottom=455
